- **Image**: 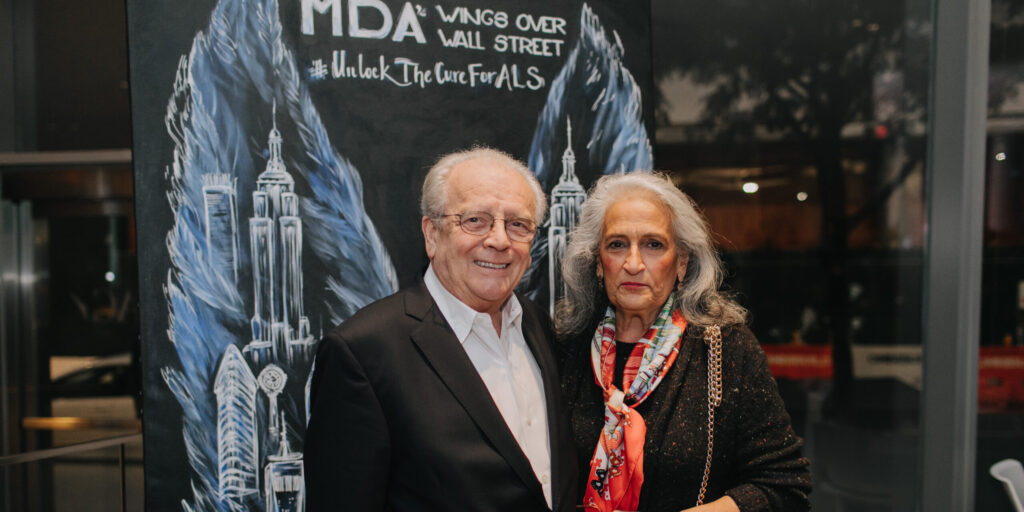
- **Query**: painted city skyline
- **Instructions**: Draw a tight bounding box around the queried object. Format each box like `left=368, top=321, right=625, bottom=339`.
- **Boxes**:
left=208, top=110, right=313, bottom=511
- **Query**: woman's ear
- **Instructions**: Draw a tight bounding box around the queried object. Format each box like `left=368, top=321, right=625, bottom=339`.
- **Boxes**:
left=677, top=251, right=690, bottom=281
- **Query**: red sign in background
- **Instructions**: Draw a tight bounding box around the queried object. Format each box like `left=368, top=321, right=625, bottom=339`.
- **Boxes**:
left=978, top=347, right=1024, bottom=413
left=762, top=344, right=1024, bottom=413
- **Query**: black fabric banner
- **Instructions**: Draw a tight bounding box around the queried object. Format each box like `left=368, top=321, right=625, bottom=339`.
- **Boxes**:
left=126, top=0, right=653, bottom=508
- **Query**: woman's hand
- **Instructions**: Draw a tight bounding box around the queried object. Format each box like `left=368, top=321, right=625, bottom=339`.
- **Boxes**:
left=679, top=496, right=740, bottom=512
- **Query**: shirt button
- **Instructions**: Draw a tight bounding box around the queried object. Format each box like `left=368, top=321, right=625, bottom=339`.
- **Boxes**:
left=526, top=417, right=533, bottom=426
left=541, top=474, right=550, bottom=484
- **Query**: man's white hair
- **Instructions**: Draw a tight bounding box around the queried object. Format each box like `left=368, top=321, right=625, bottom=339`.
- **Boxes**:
left=420, top=147, right=547, bottom=224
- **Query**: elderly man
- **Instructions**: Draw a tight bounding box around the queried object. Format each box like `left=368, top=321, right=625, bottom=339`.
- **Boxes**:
left=304, top=147, right=577, bottom=511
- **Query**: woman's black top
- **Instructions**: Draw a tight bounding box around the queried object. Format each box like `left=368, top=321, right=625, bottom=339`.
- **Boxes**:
left=559, top=323, right=812, bottom=512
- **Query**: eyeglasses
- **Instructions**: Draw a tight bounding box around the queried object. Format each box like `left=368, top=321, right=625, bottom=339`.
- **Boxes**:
left=440, top=211, right=537, bottom=242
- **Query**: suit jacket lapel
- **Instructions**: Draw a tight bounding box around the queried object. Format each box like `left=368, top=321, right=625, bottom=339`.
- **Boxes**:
left=404, top=284, right=547, bottom=505
left=518, top=296, right=571, bottom=512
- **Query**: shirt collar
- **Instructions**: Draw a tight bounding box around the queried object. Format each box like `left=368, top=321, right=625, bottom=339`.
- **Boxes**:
left=423, top=264, right=523, bottom=344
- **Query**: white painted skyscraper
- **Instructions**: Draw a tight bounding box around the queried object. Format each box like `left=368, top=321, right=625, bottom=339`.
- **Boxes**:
left=214, top=344, right=260, bottom=500
left=202, top=173, right=240, bottom=285
left=547, top=118, right=587, bottom=314
left=244, top=106, right=315, bottom=366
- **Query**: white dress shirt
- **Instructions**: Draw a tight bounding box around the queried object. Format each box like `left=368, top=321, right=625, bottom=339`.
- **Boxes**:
left=423, top=265, right=553, bottom=507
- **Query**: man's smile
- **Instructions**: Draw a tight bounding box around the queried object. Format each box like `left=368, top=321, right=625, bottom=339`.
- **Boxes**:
left=475, top=260, right=510, bottom=270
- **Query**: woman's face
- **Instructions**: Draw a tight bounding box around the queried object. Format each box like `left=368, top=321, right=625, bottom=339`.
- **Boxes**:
left=598, top=194, right=688, bottom=323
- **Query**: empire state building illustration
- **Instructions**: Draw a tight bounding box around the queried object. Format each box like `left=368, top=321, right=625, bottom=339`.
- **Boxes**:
left=209, top=105, right=312, bottom=511
left=243, top=107, right=316, bottom=366
left=547, top=118, right=587, bottom=314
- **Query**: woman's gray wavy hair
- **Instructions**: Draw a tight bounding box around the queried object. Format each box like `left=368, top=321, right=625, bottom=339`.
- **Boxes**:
left=420, top=147, right=547, bottom=224
left=555, top=172, right=747, bottom=337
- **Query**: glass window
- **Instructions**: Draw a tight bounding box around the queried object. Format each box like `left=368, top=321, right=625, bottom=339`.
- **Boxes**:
left=652, top=0, right=931, bottom=508
left=976, top=2, right=1024, bottom=509
left=1, top=163, right=140, bottom=512
left=1, top=0, right=135, bottom=488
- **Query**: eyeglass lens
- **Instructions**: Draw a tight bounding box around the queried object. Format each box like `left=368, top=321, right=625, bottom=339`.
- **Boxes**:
left=456, top=212, right=535, bottom=241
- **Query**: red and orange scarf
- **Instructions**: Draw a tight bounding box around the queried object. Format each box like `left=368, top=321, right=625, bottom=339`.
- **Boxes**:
left=583, top=293, right=686, bottom=512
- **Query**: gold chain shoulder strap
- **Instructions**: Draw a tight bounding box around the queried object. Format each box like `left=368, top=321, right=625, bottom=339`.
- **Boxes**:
left=696, top=324, right=723, bottom=506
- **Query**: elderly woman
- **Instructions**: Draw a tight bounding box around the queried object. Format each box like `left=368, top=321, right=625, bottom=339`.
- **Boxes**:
left=557, top=173, right=810, bottom=512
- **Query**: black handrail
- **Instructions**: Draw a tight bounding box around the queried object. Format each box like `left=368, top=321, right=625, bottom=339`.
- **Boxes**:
left=0, top=433, right=141, bottom=466
left=2, top=432, right=142, bottom=512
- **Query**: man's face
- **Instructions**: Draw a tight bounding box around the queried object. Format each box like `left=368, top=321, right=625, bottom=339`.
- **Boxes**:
left=422, top=158, right=536, bottom=315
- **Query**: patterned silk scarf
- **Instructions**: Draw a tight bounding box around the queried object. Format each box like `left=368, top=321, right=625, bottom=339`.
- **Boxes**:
left=583, top=293, right=687, bottom=512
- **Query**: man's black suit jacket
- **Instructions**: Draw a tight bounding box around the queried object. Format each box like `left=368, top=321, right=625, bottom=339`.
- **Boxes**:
left=304, top=281, right=578, bottom=511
